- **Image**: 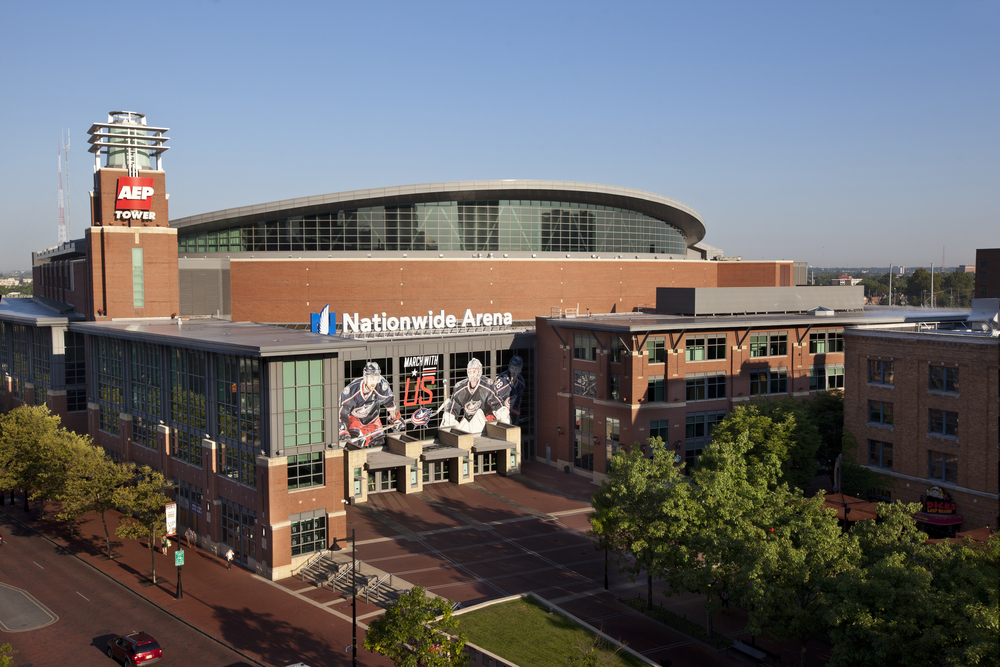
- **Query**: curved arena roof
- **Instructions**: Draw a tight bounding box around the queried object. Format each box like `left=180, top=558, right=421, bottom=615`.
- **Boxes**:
left=171, top=180, right=706, bottom=249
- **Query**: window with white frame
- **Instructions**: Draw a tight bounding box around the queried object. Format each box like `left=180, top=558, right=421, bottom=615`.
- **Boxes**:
left=685, top=335, right=726, bottom=362
left=646, top=339, right=666, bottom=364
left=810, top=365, right=844, bottom=391
left=808, top=330, right=844, bottom=354
left=749, top=332, right=787, bottom=358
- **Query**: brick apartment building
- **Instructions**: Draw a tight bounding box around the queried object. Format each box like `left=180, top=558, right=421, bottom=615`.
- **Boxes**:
left=535, top=286, right=971, bottom=481
left=844, top=303, right=1000, bottom=534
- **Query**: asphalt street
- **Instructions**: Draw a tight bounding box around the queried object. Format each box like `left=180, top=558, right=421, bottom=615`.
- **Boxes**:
left=0, top=511, right=256, bottom=667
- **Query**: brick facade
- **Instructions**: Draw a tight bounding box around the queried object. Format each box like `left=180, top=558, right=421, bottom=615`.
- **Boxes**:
left=844, top=328, right=999, bottom=531
left=537, top=316, right=847, bottom=479
left=228, top=258, right=796, bottom=324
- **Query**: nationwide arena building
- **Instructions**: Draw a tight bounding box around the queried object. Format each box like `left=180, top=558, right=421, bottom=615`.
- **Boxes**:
left=2, top=111, right=807, bottom=578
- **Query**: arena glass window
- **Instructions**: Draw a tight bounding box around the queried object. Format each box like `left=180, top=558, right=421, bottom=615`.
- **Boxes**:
left=288, top=452, right=324, bottom=489
left=290, top=515, right=326, bottom=557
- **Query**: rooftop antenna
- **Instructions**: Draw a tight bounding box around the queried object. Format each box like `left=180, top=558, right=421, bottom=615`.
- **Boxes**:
left=57, top=138, right=66, bottom=244
left=65, top=129, right=71, bottom=239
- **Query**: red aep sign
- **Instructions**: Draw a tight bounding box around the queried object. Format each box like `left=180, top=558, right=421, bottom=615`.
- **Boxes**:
left=115, top=177, right=155, bottom=211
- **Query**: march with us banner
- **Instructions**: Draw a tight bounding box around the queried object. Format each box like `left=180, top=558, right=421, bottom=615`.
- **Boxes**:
left=400, top=354, right=444, bottom=438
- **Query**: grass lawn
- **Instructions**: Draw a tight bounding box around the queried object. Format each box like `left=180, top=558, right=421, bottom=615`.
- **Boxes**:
left=457, top=597, right=647, bottom=667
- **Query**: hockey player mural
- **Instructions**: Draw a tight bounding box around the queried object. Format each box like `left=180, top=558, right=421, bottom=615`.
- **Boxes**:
left=339, top=361, right=403, bottom=448
left=493, top=355, right=526, bottom=426
left=441, top=358, right=510, bottom=435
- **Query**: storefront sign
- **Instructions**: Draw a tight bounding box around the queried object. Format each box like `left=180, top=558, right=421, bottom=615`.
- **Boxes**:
left=114, top=176, right=157, bottom=221
left=923, top=486, right=957, bottom=514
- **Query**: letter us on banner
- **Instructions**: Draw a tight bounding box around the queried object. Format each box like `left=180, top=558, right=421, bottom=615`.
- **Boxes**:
left=165, top=502, right=177, bottom=536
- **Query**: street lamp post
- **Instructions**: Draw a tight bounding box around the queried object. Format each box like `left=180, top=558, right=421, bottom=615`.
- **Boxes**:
left=333, top=523, right=358, bottom=667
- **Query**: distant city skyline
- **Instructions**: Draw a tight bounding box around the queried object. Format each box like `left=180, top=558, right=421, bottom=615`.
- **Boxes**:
left=0, top=1, right=995, bottom=270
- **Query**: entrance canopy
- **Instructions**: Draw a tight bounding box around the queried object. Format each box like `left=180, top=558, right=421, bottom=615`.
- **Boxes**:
left=420, top=445, right=465, bottom=462
left=365, top=450, right=416, bottom=470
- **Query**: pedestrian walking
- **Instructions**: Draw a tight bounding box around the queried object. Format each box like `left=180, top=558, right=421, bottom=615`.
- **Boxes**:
left=184, top=527, right=196, bottom=549
left=161, top=535, right=170, bottom=555
left=225, top=548, right=234, bottom=570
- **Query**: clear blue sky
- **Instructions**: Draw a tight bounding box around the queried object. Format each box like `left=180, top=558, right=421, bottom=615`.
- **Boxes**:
left=1, top=1, right=996, bottom=271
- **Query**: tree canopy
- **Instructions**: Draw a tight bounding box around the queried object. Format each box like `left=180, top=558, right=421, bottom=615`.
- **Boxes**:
left=363, top=586, right=468, bottom=667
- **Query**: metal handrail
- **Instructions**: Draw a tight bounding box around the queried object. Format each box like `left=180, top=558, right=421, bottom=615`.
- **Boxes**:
left=293, top=548, right=330, bottom=580
left=330, top=560, right=357, bottom=586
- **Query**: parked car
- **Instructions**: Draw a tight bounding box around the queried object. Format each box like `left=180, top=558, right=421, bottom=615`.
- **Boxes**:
left=107, top=631, right=162, bottom=665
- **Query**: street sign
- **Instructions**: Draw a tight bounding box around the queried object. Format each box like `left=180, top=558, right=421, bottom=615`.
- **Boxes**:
left=174, top=550, right=185, bottom=566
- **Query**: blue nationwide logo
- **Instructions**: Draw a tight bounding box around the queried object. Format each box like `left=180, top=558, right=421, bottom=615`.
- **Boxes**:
left=310, top=304, right=337, bottom=335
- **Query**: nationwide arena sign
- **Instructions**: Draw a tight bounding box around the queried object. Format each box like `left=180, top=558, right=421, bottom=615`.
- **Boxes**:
left=114, top=176, right=158, bottom=221
left=311, top=305, right=513, bottom=335
left=344, top=309, right=513, bottom=333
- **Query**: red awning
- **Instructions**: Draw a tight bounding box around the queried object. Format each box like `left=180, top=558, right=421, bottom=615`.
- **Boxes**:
left=956, top=526, right=996, bottom=542
left=915, top=511, right=963, bottom=526
left=823, top=493, right=878, bottom=522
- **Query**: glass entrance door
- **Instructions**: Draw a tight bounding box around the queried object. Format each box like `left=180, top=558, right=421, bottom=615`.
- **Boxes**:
left=367, top=468, right=399, bottom=493
left=422, top=460, right=451, bottom=483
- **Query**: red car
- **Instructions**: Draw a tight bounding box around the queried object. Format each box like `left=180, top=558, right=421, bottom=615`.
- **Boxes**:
left=107, top=631, right=162, bottom=665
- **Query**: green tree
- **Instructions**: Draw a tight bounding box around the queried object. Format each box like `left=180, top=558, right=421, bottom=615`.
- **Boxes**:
left=0, top=405, right=75, bottom=514
left=752, top=398, right=820, bottom=490
left=670, top=432, right=782, bottom=637
left=363, top=586, right=468, bottom=667
left=938, top=270, right=976, bottom=308
left=905, top=268, right=934, bottom=306
left=706, top=404, right=816, bottom=490
left=57, top=439, right=133, bottom=559
left=739, top=490, right=853, bottom=667
left=114, top=465, right=169, bottom=585
left=825, top=503, right=1000, bottom=667
left=807, top=390, right=846, bottom=479
left=0, top=642, right=16, bottom=667
left=590, top=437, right=693, bottom=609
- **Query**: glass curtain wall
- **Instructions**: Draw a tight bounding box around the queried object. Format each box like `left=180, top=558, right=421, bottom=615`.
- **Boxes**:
left=179, top=201, right=686, bottom=256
